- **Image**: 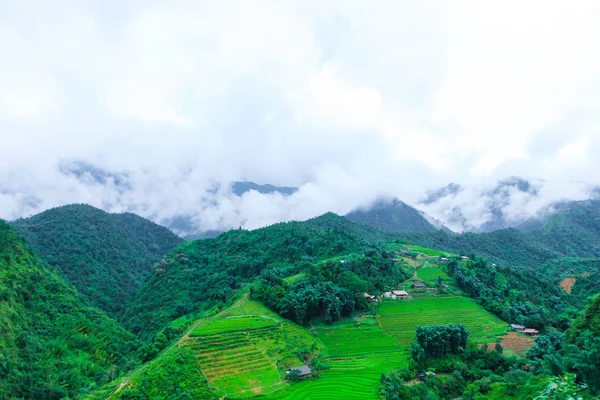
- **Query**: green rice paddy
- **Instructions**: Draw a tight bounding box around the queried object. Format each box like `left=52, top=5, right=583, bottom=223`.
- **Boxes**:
left=378, top=296, right=506, bottom=343
left=261, top=315, right=409, bottom=400
left=190, top=316, right=277, bottom=335
left=417, top=266, right=449, bottom=282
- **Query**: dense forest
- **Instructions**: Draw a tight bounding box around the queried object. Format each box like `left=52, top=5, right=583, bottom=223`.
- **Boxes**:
left=0, top=221, right=141, bottom=399
left=11, top=204, right=183, bottom=317
left=444, top=257, right=574, bottom=330
left=255, top=248, right=410, bottom=325
left=122, top=213, right=385, bottom=339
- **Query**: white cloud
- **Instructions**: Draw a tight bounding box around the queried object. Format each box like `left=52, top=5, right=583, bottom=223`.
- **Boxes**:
left=0, top=0, right=600, bottom=232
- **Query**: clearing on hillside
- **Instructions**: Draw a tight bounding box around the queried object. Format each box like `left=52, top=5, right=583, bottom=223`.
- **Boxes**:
left=377, top=297, right=506, bottom=343
left=559, top=276, right=576, bottom=294
left=261, top=315, right=409, bottom=400
left=499, top=331, right=535, bottom=356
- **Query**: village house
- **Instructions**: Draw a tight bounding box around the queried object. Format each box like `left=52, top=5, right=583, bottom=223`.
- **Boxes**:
left=438, top=257, right=449, bottom=263
left=285, top=365, right=312, bottom=379
left=461, top=256, right=469, bottom=261
left=412, top=282, right=426, bottom=290
left=363, top=293, right=378, bottom=302
left=509, top=324, right=525, bottom=332
left=392, top=290, right=409, bottom=298
left=523, top=328, right=539, bottom=336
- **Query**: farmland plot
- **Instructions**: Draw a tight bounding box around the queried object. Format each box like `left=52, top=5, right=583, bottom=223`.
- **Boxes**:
left=187, top=301, right=318, bottom=398
left=378, top=297, right=506, bottom=343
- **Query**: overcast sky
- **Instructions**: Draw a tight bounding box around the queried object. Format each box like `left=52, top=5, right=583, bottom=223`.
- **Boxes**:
left=1, top=0, right=600, bottom=232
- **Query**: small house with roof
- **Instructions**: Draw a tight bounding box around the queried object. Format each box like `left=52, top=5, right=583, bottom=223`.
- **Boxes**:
left=392, top=290, right=409, bottom=298
left=285, top=365, right=312, bottom=379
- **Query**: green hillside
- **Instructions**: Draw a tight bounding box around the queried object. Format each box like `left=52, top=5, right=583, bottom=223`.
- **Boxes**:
left=0, top=220, right=141, bottom=399
left=122, top=213, right=387, bottom=339
left=11, top=204, right=183, bottom=317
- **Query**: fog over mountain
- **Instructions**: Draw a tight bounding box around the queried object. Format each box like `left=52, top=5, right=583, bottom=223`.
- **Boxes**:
left=419, top=177, right=600, bottom=233
left=2, top=1, right=600, bottom=235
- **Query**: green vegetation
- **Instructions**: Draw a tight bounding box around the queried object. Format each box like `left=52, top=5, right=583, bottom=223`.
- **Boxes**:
left=378, top=297, right=506, bottom=343
left=11, top=204, right=183, bottom=317
left=447, top=258, right=575, bottom=330
left=190, top=316, right=277, bottom=335
left=0, top=220, right=141, bottom=399
left=94, top=345, right=216, bottom=400
left=102, top=295, right=320, bottom=399
left=6, top=203, right=598, bottom=399
left=123, top=213, right=388, bottom=339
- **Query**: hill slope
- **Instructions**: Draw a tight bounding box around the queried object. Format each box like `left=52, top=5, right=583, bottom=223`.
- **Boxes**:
left=122, top=213, right=386, bottom=339
left=0, top=220, right=141, bottom=399
left=11, top=204, right=183, bottom=317
left=345, top=198, right=440, bottom=233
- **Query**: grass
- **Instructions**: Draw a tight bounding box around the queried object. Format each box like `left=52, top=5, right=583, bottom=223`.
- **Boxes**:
left=378, top=297, right=507, bottom=343
left=283, top=273, right=305, bottom=284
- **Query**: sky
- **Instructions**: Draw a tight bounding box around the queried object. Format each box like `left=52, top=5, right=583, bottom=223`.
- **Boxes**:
left=1, top=0, right=600, bottom=233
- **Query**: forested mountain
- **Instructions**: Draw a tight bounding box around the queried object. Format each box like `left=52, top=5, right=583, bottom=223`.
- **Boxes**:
left=399, top=200, right=600, bottom=269
left=345, top=198, right=441, bottom=233
left=0, top=221, right=140, bottom=399
left=122, top=213, right=386, bottom=339
left=231, top=181, right=298, bottom=196
left=11, top=204, right=183, bottom=317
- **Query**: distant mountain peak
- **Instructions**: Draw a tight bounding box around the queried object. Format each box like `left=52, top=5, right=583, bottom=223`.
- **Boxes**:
left=345, top=197, right=440, bottom=233
left=231, top=181, right=298, bottom=196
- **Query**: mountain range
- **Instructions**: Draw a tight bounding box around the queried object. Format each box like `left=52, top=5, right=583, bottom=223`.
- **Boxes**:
left=2, top=199, right=600, bottom=398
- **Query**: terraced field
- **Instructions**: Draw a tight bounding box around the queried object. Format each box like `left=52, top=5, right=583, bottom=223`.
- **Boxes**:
left=378, top=297, right=506, bottom=343
left=261, top=316, right=409, bottom=400
left=184, top=298, right=319, bottom=399
left=190, top=315, right=277, bottom=335
left=186, top=325, right=284, bottom=397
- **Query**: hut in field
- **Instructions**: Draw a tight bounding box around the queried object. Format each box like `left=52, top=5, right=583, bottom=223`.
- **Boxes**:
left=285, top=365, right=312, bottom=379
left=523, top=328, right=539, bottom=336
